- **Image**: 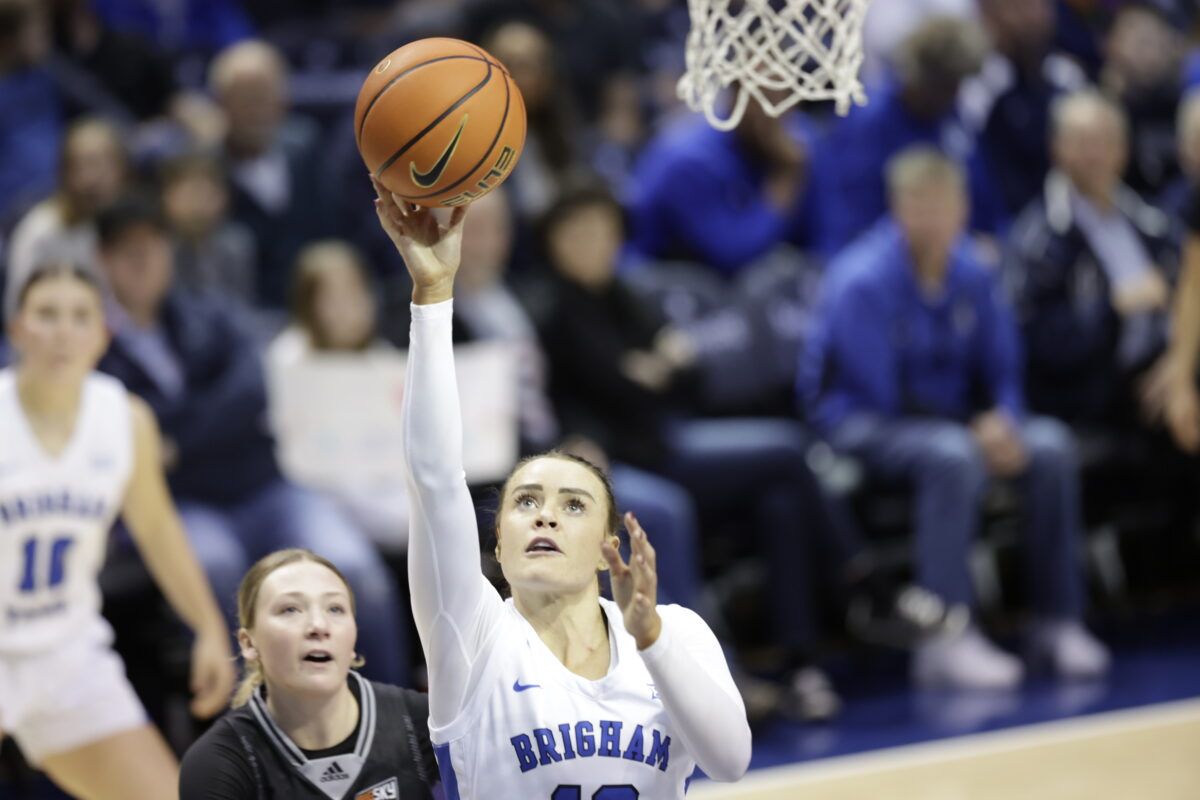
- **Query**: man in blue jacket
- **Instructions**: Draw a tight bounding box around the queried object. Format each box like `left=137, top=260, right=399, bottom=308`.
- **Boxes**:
left=93, top=195, right=408, bottom=685
left=801, top=147, right=1109, bottom=689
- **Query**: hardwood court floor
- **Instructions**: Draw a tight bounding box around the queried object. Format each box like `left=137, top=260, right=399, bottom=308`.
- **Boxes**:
left=691, top=698, right=1200, bottom=800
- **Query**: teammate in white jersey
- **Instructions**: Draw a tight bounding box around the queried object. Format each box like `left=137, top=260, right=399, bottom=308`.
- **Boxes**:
left=372, top=179, right=752, bottom=799
left=0, top=263, right=235, bottom=799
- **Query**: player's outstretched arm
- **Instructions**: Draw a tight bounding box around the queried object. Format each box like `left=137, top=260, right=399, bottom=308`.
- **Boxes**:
left=121, top=396, right=235, bottom=719
left=604, top=513, right=752, bottom=781
left=375, top=180, right=506, bottom=727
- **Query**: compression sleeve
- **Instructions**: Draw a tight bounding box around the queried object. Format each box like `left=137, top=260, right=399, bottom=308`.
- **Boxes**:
left=402, top=300, right=506, bottom=730
left=639, top=605, right=752, bottom=782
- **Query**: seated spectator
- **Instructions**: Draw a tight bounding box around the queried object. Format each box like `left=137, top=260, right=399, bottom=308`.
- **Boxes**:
left=209, top=39, right=332, bottom=308
left=813, top=16, right=1000, bottom=256
left=629, top=90, right=815, bottom=276
left=1099, top=2, right=1188, bottom=197
left=4, top=116, right=128, bottom=322
left=266, top=239, right=410, bottom=551
left=481, top=19, right=582, bottom=222
left=93, top=195, right=409, bottom=687
left=1159, top=88, right=1200, bottom=219
left=159, top=151, right=257, bottom=304
left=802, top=147, right=1110, bottom=689
left=961, top=0, right=1087, bottom=218
left=89, top=0, right=253, bottom=54
left=528, top=179, right=959, bottom=716
left=0, top=0, right=59, bottom=227
left=1008, top=90, right=1179, bottom=428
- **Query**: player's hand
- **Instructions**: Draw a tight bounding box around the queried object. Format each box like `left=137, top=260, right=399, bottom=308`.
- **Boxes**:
left=372, top=176, right=467, bottom=303
left=602, top=512, right=663, bottom=651
left=1166, top=377, right=1200, bottom=453
left=189, top=628, right=235, bottom=718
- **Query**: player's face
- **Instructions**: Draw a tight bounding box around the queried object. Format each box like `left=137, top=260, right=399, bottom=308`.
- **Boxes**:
left=244, top=561, right=358, bottom=698
left=9, top=275, right=108, bottom=383
left=497, top=457, right=615, bottom=596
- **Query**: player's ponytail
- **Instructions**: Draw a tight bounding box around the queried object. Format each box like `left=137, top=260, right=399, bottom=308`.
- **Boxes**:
left=230, top=548, right=362, bottom=708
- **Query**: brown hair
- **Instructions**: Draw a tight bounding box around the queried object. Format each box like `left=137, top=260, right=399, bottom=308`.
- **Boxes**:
left=232, top=549, right=362, bottom=708
left=288, top=240, right=376, bottom=352
left=15, top=261, right=103, bottom=312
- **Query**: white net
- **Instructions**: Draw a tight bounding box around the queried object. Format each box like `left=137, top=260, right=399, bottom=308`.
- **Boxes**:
left=678, top=0, right=872, bottom=131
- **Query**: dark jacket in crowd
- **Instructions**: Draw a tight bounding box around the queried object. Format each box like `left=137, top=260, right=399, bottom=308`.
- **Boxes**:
left=98, top=290, right=280, bottom=504
left=521, top=272, right=700, bottom=469
left=1006, top=172, right=1181, bottom=424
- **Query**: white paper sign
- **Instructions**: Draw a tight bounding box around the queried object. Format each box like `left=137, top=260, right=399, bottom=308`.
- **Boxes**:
left=268, top=342, right=518, bottom=488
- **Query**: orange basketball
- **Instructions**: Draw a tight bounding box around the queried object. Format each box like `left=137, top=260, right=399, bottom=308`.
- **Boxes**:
left=355, top=38, right=526, bottom=208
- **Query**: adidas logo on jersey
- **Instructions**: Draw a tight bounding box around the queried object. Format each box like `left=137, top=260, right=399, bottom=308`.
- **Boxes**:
left=355, top=777, right=399, bottom=799
left=320, top=761, right=350, bottom=783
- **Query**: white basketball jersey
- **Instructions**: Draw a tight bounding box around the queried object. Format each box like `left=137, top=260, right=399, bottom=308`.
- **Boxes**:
left=432, top=598, right=698, bottom=800
left=0, top=370, right=134, bottom=655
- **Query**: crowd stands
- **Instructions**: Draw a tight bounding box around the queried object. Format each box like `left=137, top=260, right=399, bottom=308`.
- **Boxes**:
left=3, top=0, right=1200, bottom=764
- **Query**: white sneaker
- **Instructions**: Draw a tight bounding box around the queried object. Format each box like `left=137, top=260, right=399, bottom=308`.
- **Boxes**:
left=913, top=627, right=1024, bottom=690
left=1028, top=620, right=1111, bottom=680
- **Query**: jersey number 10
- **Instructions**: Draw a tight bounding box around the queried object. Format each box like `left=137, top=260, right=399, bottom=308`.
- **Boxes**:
left=552, top=787, right=638, bottom=799
left=18, top=535, right=75, bottom=593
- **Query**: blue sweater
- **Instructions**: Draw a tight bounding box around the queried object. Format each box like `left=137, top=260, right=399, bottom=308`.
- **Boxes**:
left=628, top=114, right=817, bottom=276
left=801, top=221, right=1024, bottom=434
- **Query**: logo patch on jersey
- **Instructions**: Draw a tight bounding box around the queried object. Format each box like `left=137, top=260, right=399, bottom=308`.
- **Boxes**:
left=356, top=777, right=399, bottom=799
left=513, top=679, right=541, bottom=692
left=320, top=761, right=351, bottom=783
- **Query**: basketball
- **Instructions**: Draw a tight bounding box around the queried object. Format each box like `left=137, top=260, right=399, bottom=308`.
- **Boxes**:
left=355, top=37, right=526, bottom=208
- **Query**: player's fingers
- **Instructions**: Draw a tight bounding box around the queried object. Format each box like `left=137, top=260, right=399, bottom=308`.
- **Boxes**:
left=601, top=540, right=629, bottom=576
left=447, top=205, right=468, bottom=231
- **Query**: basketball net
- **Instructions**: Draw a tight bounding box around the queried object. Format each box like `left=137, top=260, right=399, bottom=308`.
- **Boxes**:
left=678, top=0, right=872, bottom=131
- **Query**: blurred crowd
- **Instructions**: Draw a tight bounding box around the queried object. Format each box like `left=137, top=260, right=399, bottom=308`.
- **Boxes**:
left=3, top=0, right=1200, bottom=739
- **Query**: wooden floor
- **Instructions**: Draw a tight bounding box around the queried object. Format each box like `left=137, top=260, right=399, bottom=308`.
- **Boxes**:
left=691, top=698, right=1200, bottom=800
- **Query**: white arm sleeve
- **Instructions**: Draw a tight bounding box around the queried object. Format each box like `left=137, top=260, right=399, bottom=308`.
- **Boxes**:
left=639, top=606, right=752, bottom=782
left=402, top=300, right=506, bottom=730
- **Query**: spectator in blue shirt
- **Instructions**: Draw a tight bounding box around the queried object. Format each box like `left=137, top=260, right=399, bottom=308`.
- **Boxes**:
left=802, top=147, right=1110, bottom=689
left=811, top=16, right=1002, bottom=257
left=93, top=195, right=409, bottom=687
left=0, top=0, right=61, bottom=228
left=628, top=91, right=816, bottom=277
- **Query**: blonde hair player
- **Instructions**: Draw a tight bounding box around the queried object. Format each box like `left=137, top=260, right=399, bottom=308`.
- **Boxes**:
left=0, top=263, right=234, bottom=799
left=372, top=177, right=752, bottom=799
left=180, top=549, right=439, bottom=799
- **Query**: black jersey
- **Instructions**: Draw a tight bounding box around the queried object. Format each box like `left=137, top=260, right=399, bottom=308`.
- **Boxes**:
left=180, top=672, right=438, bottom=800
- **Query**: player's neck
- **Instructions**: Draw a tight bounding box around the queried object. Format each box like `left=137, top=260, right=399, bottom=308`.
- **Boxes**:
left=16, top=371, right=83, bottom=428
left=266, top=681, right=359, bottom=751
left=515, top=588, right=611, bottom=678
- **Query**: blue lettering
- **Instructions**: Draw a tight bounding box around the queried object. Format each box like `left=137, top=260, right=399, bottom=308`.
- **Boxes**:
left=557, top=724, right=576, bottom=759
left=533, top=728, right=562, bottom=765
left=598, top=720, right=623, bottom=758
left=645, top=730, right=671, bottom=771
left=510, top=734, right=537, bottom=773
left=622, top=724, right=645, bottom=762
left=575, top=721, right=595, bottom=757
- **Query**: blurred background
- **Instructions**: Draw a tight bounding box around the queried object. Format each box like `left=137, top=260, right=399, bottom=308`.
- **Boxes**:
left=3, top=0, right=1200, bottom=796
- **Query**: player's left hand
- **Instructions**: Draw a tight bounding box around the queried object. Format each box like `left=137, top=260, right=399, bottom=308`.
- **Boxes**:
left=602, top=512, right=663, bottom=651
left=190, top=628, right=236, bottom=718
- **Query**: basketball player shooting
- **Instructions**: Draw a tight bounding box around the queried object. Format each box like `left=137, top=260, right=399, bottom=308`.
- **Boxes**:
left=372, top=179, right=751, bottom=798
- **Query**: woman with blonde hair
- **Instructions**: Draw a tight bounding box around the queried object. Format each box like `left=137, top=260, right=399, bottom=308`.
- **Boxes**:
left=180, top=548, right=438, bottom=799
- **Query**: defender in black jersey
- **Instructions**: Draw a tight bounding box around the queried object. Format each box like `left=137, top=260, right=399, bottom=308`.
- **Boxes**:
left=179, top=549, right=439, bottom=800
left=180, top=672, right=437, bottom=800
